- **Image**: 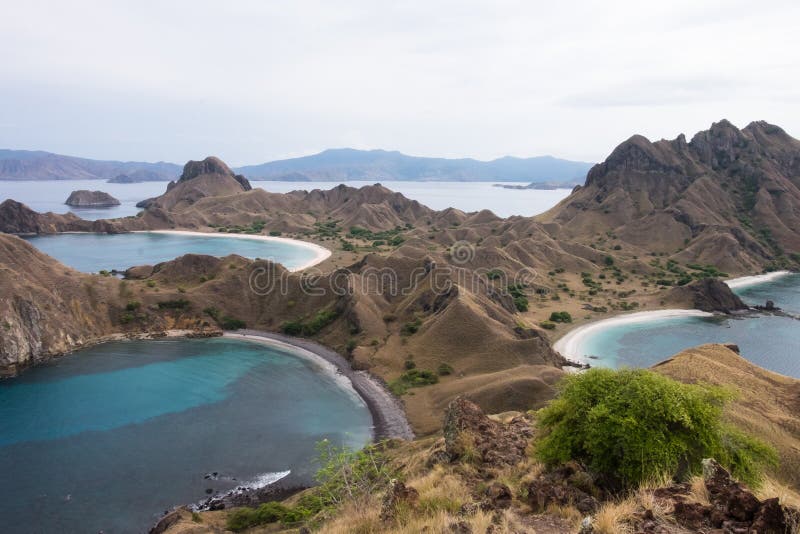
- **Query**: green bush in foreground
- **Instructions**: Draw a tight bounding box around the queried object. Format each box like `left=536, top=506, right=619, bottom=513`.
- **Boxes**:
left=535, top=368, right=777, bottom=489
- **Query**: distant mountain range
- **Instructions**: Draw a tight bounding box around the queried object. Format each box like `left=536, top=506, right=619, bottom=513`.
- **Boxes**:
left=236, top=148, right=594, bottom=182
left=0, top=149, right=181, bottom=181
left=0, top=148, right=594, bottom=183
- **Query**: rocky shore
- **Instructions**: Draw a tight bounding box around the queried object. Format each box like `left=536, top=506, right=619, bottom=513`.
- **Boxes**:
left=227, top=330, right=414, bottom=441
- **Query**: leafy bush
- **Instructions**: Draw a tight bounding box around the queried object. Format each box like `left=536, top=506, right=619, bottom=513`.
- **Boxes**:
left=389, top=369, right=439, bottom=395
left=539, top=321, right=556, bottom=330
left=281, top=310, right=338, bottom=337
left=157, top=299, right=190, bottom=310
left=401, top=318, right=422, bottom=335
left=486, top=269, right=504, bottom=280
left=404, top=359, right=416, bottom=370
left=535, top=368, right=778, bottom=489
left=437, top=363, right=454, bottom=376
left=227, top=502, right=290, bottom=531
left=549, top=311, right=572, bottom=323
left=269, top=230, right=282, bottom=236
left=203, top=306, right=220, bottom=320
left=220, top=316, right=246, bottom=330
left=125, top=301, right=141, bottom=311
left=513, top=296, right=529, bottom=312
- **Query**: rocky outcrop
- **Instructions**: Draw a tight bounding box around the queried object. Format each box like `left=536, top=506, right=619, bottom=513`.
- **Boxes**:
left=665, top=277, right=748, bottom=313
left=0, top=199, right=121, bottom=234
left=642, top=459, right=800, bottom=533
left=65, top=190, right=120, bottom=207
left=441, top=397, right=532, bottom=467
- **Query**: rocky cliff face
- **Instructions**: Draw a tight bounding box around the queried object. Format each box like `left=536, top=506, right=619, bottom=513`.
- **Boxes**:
left=65, top=189, right=120, bottom=207
left=0, top=235, right=119, bottom=375
left=665, top=278, right=748, bottom=313
left=542, top=120, right=800, bottom=273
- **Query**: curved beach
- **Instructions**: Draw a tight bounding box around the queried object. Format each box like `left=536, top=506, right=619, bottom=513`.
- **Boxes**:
left=724, top=270, right=792, bottom=290
left=224, top=330, right=414, bottom=441
left=140, top=230, right=332, bottom=271
left=553, top=310, right=714, bottom=364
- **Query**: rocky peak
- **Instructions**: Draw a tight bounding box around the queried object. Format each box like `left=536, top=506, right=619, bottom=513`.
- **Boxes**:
left=689, top=119, right=751, bottom=168
left=178, top=156, right=252, bottom=192
left=585, top=134, right=680, bottom=186
left=179, top=157, right=234, bottom=181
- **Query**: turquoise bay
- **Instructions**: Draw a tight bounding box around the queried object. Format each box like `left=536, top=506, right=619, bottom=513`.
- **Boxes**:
left=0, top=338, right=372, bottom=534
left=574, top=274, right=800, bottom=378
left=23, top=231, right=321, bottom=272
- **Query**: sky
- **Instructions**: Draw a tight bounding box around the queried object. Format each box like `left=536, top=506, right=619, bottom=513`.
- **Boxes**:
left=1, top=0, right=798, bottom=166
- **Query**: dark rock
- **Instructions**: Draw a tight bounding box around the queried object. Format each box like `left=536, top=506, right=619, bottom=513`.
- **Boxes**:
left=65, top=190, right=120, bottom=207
left=205, top=488, right=213, bottom=494
left=380, top=480, right=419, bottom=523
left=765, top=300, right=776, bottom=311
left=448, top=520, right=472, bottom=534
left=667, top=278, right=748, bottom=313
left=482, top=482, right=512, bottom=510
left=148, top=508, right=182, bottom=534
left=527, top=463, right=600, bottom=514
left=442, top=396, right=532, bottom=467
left=674, top=501, right=709, bottom=530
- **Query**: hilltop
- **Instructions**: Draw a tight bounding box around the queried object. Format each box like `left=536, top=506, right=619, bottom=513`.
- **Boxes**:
left=540, top=120, right=800, bottom=273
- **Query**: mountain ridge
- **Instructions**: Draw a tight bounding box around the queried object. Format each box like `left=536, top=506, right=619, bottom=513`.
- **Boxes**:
left=0, top=147, right=594, bottom=183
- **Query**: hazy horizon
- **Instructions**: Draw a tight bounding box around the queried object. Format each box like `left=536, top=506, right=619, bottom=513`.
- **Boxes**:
left=2, top=1, right=798, bottom=166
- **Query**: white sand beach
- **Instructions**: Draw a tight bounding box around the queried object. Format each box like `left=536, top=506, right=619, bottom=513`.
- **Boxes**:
left=724, top=271, right=792, bottom=290
left=138, top=230, right=331, bottom=271
left=553, top=309, right=713, bottom=364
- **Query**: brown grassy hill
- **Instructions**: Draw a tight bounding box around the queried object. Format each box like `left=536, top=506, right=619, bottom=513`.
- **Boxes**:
left=654, top=343, right=800, bottom=488
left=539, top=120, right=800, bottom=273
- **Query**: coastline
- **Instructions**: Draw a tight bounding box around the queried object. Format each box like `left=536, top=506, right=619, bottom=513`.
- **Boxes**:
left=552, top=309, right=713, bottom=364
left=554, top=270, right=795, bottom=365
left=724, top=270, right=792, bottom=290
left=225, top=330, right=414, bottom=442
left=134, top=229, right=332, bottom=271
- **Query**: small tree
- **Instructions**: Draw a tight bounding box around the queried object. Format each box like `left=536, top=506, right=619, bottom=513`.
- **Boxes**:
left=535, top=368, right=777, bottom=489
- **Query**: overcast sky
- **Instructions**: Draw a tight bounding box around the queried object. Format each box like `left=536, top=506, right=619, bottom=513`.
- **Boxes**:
left=1, top=0, right=798, bottom=166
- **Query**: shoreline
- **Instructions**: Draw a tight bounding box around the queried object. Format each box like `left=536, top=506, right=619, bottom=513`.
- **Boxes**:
left=138, top=230, right=331, bottom=272
left=724, top=270, right=792, bottom=290
left=225, top=330, right=414, bottom=442
left=553, top=309, right=714, bottom=364
left=554, top=270, right=795, bottom=365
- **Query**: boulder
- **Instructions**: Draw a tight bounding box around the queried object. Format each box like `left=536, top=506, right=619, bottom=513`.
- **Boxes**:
left=442, top=396, right=532, bottom=467
left=380, top=480, right=419, bottom=523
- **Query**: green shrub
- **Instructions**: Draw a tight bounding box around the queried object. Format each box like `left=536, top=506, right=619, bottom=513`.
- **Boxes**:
left=404, top=359, right=417, bottom=370
left=157, top=299, right=190, bottom=310
left=486, top=269, right=504, bottom=280
left=269, top=230, right=282, bottom=236
left=549, top=311, right=572, bottom=323
left=539, top=321, right=556, bottom=330
left=535, top=368, right=778, bottom=489
left=437, top=363, right=454, bottom=376
left=203, top=306, right=220, bottom=320
left=280, top=310, right=338, bottom=337
left=220, top=316, right=246, bottom=330
left=146, top=280, right=156, bottom=288
left=401, top=318, right=422, bottom=335
left=389, top=369, right=439, bottom=395
left=513, top=296, right=529, bottom=312
left=227, top=502, right=291, bottom=531
left=125, top=301, right=141, bottom=311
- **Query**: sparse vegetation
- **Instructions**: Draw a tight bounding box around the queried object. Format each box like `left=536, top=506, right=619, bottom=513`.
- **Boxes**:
left=389, top=369, right=439, bottom=395
left=281, top=309, right=339, bottom=336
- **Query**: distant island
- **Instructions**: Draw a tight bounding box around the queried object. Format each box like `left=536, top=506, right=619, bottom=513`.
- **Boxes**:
left=64, top=190, right=120, bottom=207
left=493, top=181, right=582, bottom=190
left=0, top=147, right=594, bottom=183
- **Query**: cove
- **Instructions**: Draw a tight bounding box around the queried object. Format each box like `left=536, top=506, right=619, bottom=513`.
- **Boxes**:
left=22, top=230, right=327, bottom=273
left=557, top=273, right=800, bottom=379
left=0, top=338, right=372, bottom=534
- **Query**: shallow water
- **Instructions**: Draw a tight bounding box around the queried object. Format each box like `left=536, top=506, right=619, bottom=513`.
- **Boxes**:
left=578, top=274, right=800, bottom=378
left=0, top=179, right=572, bottom=219
left=23, top=231, right=319, bottom=272
left=0, top=338, right=372, bottom=534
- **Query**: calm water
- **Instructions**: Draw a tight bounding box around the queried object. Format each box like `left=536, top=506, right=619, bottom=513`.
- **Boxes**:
left=580, top=274, right=800, bottom=378
left=0, top=180, right=572, bottom=219
left=0, top=338, right=372, bottom=534
left=23, top=232, right=319, bottom=272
